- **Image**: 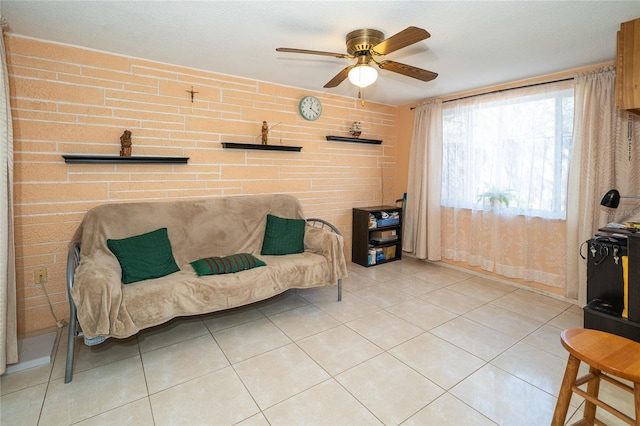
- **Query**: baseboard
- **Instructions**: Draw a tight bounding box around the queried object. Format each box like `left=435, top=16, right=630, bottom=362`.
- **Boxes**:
left=4, top=331, right=57, bottom=375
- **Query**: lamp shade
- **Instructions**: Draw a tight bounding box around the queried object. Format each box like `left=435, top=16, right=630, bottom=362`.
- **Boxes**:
left=348, top=65, right=378, bottom=88
left=600, top=189, right=621, bottom=208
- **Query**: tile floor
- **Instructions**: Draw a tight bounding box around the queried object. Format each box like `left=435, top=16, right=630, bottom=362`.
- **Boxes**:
left=1, top=257, right=636, bottom=425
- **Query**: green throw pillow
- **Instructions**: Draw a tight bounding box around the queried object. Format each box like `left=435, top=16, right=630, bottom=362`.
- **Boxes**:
left=261, top=214, right=306, bottom=255
left=190, top=253, right=266, bottom=276
left=107, top=228, right=180, bottom=284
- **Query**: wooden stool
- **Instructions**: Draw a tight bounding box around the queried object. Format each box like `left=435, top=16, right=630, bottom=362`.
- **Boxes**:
left=551, top=328, right=640, bottom=426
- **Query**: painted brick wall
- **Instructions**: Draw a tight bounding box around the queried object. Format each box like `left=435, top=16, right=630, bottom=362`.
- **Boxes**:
left=6, top=35, right=400, bottom=333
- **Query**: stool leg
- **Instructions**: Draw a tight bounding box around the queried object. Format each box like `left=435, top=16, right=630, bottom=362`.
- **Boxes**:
left=583, top=366, right=601, bottom=423
left=552, top=354, right=581, bottom=426
left=634, top=382, right=639, bottom=426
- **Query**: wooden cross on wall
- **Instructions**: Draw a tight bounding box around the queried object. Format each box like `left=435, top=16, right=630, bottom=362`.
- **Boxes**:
left=186, top=86, right=199, bottom=103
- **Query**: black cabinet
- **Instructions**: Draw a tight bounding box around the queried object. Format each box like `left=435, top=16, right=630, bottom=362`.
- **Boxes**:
left=586, top=237, right=626, bottom=311
left=584, top=234, right=640, bottom=342
left=352, top=206, right=402, bottom=267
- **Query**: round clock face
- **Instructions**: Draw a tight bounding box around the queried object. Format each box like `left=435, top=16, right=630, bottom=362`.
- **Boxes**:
left=299, top=96, right=322, bottom=121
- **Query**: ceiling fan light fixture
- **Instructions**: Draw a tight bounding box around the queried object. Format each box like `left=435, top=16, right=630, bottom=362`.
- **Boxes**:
left=277, top=26, right=436, bottom=89
left=348, top=64, right=378, bottom=88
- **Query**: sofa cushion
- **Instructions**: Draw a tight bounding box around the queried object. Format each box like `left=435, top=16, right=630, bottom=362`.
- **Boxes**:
left=190, top=253, right=266, bottom=276
left=107, top=228, right=180, bottom=284
left=261, top=214, right=306, bottom=255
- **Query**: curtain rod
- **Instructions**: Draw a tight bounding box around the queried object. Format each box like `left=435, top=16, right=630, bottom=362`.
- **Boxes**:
left=410, top=77, right=574, bottom=109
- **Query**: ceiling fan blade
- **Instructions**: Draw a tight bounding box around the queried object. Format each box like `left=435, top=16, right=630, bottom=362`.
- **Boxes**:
left=324, top=65, right=354, bottom=88
left=276, top=47, right=350, bottom=59
left=377, top=60, right=438, bottom=82
left=372, top=26, right=431, bottom=55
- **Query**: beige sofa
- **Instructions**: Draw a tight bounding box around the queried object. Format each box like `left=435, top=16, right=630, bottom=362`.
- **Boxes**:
left=64, top=194, right=347, bottom=383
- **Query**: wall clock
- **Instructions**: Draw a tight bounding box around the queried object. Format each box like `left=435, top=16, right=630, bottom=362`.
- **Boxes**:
left=299, top=96, right=322, bottom=121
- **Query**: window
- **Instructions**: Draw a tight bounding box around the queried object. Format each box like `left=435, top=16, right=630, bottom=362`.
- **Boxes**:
left=441, top=82, right=574, bottom=219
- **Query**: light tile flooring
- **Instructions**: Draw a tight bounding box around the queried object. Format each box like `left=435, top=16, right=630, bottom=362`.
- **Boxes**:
left=1, top=257, right=636, bottom=425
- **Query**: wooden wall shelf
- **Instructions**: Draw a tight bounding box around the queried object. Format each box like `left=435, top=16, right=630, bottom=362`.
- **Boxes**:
left=326, top=135, right=382, bottom=145
left=221, top=142, right=302, bottom=152
left=63, top=155, right=189, bottom=164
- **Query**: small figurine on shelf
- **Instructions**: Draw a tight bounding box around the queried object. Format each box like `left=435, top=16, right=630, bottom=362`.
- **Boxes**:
left=349, top=121, right=362, bottom=138
left=120, top=130, right=132, bottom=157
left=261, top=121, right=269, bottom=145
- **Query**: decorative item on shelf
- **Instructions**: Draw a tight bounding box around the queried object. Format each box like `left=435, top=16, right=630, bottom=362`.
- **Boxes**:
left=349, top=121, right=362, bottom=138
left=261, top=121, right=269, bottom=145
left=119, top=130, right=132, bottom=157
left=257, top=121, right=282, bottom=145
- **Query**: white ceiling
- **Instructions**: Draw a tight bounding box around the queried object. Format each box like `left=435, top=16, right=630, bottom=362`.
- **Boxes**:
left=1, top=1, right=639, bottom=106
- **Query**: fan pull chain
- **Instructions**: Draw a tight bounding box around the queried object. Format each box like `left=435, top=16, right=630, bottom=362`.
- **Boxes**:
left=628, top=112, right=633, bottom=161
left=358, top=88, right=365, bottom=106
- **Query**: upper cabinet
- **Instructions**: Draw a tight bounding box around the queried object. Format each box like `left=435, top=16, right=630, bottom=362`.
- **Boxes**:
left=616, top=17, right=640, bottom=115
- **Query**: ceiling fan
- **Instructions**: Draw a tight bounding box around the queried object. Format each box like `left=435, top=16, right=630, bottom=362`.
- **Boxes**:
left=276, top=26, right=438, bottom=89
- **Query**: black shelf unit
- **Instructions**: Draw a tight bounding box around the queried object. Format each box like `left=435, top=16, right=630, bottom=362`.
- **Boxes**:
left=326, top=136, right=382, bottom=145
left=63, top=155, right=189, bottom=164
left=221, top=142, right=302, bottom=152
left=583, top=232, right=640, bottom=342
left=352, top=206, right=402, bottom=267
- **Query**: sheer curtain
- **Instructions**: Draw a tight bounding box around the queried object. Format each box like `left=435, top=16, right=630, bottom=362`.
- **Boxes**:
left=403, top=100, right=442, bottom=260
left=1, top=21, right=18, bottom=374
left=565, top=66, right=640, bottom=304
left=440, top=81, right=574, bottom=288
